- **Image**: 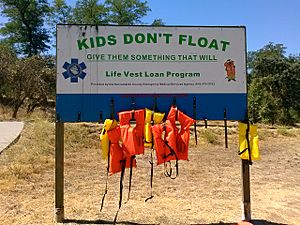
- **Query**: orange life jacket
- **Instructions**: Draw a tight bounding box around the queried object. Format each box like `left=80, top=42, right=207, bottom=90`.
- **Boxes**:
left=152, top=120, right=177, bottom=165
left=167, top=106, right=195, bottom=160
left=119, top=109, right=145, bottom=157
left=107, top=126, right=136, bottom=175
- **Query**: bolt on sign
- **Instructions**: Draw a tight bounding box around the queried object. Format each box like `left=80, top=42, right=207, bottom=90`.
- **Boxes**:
left=56, top=25, right=247, bottom=122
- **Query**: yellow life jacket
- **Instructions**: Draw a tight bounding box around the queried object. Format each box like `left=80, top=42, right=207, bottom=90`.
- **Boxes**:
left=238, top=122, right=260, bottom=160
left=100, top=119, right=118, bottom=159
left=144, top=108, right=165, bottom=148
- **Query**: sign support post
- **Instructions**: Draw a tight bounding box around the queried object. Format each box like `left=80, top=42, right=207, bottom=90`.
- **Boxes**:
left=242, top=160, right=251, bottom=221
left=55, top=121, right=64, bottom=223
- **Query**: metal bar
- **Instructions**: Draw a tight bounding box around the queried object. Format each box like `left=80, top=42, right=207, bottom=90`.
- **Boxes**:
left=55, top=122, right=64, bottom=223
left=193, top=97, right=198, bottom=145
left=224, top=109, right=228, bottom=148
left=241, top=159, right=251, bottom=221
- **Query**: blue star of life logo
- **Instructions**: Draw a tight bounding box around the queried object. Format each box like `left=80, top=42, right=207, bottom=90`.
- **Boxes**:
left=62, top=58, right=87, bottom=83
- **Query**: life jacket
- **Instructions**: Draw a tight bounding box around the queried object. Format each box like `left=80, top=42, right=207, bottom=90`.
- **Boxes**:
left=238, top=122, right=260, bottom=161
left=167, top=106, right=195, bottom=160
left=144, top=108, right=165, bottom=148
left=152, top=120, right=177, bottom=165
left=107, top=126, right=136, bottom=175
left=119, top=109, right=145, bottom=156
left=100, top=119, right=118, bottom=160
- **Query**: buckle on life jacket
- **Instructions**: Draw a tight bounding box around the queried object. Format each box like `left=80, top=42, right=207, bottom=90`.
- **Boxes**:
left=163, top=123, right=179, bottom=179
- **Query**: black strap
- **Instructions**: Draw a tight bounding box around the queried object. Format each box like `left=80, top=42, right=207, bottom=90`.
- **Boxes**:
left=145, top=110, right=155, bottom=202
left=164, top=141, right=179, bottom=179
left=238, top=148, right=248, bottom=155
left=246, top=122, right=253, bottom=165
left=110, top=98, right=115, bottom=119
left=114, top=159, right=126, bottom=224
left=126, top=155, right=135, bottom=202
left=161, top=123, right=179, bottom=180
left=145, top=148, right=154, bottom=202
left=100, top=99, right=115, bottom=212
left=130, top=110, right=135, bottom=121
left=100, top=141, right=110, bottom=212
left=175, top=107, right=178, bottom=121
left=172, top=96, right=176, bottom=106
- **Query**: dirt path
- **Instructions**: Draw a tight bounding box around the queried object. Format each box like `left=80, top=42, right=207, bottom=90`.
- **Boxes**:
left=0, top=126, right=299, bottom=225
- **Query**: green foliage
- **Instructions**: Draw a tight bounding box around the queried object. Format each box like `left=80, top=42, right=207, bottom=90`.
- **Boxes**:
left=248, top=43, right=300, bottom=125
left=50, top=0, right=72, bottom=24
left=0, top=0, right=51, bottom=56
left=0, top=49, right=55, bottom=118
left=104, top=0, right=150, bottom=25
left=47, top=0, right=72, bottom=41
left=0, top=44, right=17, bottom=98
left=151, top=18, right=165, bottom=26
left=71, top=0, right=108, bottom=24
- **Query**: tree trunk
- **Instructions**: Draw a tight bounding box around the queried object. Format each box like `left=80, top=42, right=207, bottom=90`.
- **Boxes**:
left=12, top=97, right=26, bottom=119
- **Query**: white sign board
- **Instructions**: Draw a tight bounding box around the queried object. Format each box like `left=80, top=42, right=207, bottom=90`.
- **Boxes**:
left=57, top=25, right=246, bottom=94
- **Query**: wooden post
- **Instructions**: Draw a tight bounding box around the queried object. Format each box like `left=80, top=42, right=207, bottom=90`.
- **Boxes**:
left=55, top=122, right=64, bottom=223
left=241, top=159, right=251, bottom=221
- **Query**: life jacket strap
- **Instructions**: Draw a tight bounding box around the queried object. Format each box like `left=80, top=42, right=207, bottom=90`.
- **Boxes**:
left=145, top=148, right=154, bottom=202
left=145, top=110, right=155, bottom=202
left=238, top=148, right=248, bottom=155
left=246, top=122, right=253, bottom=165
left=100, top=141, right=110, bottom=212
left=164, top=141, right=179, bottom=179
left=110, top=98, right=115, bottom=119
left=114, top=159, right=126, bottom=224
left=126, top=155, right=135, bottom=202
left=99, top=101, right=115, bottom=212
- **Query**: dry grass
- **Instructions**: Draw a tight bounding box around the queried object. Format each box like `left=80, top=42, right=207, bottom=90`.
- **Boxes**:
left=276, top=126, right=297, bottom=137
left=0, top=118, right=300, bottom=225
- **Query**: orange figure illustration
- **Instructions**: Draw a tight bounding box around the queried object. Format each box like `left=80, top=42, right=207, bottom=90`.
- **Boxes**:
left=224, top=59, right=236, bottom=81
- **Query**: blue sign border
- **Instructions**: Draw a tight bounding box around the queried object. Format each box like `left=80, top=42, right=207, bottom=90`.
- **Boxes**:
left=56, top=93, right=247, bottom=122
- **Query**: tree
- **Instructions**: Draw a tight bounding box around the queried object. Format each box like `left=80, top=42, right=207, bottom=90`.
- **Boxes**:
left=0, top=43, right=17, bottom=103
left=248, top=43, right=300, bottom=125
left=105, top=0, right=150, bottom=25
left=71, top=0, right=107, bottom=24
left=0, top=0, right=50, bottom=56
left=151, top=18, right=165, bottom=26
left=48, top=0, right=72, bottom=32
left=4, top=56, right=55, bottom=118
left=50, top=0, right=72, bottom=24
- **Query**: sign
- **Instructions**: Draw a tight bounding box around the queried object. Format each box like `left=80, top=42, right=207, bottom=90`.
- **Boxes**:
left=56, top=25, right=247, bottom=122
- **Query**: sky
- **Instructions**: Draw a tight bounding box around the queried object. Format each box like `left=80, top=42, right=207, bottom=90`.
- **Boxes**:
left=0, top=0, right=299, bottom=55
left=140, top=0, right=300, bottom=55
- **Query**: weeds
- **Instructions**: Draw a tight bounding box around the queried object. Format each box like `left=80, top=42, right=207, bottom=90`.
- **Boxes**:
left=277, top=126, right=296, bottom=137
left=201, top=129, right=219, bottom=145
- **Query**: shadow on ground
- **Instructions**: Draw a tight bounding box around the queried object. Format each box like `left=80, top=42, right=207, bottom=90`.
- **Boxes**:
left=63, top=219, right=287, bottom=225
left=192, top=220, right=288, bottom=225
left=63, top=219, right=155, bottom=224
